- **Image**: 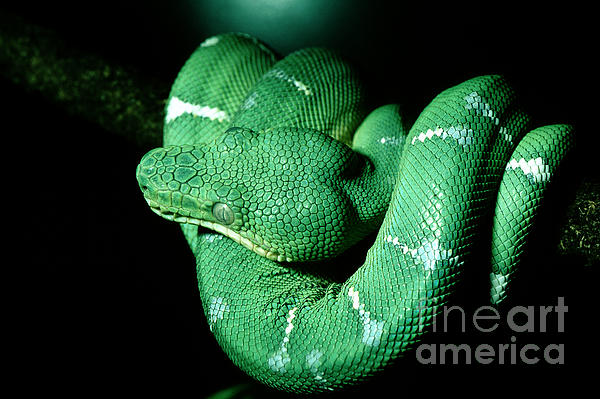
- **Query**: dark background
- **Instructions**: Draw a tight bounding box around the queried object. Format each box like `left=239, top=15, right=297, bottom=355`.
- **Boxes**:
left=3, top=1, right=596, bottom=396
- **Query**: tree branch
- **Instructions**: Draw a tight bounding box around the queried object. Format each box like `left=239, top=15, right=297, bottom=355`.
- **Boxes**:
left=0, top=11, right=167, bottom=148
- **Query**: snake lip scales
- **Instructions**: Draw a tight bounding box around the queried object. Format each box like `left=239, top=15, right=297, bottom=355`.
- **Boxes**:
left=146, top=199, right=292, bottom=263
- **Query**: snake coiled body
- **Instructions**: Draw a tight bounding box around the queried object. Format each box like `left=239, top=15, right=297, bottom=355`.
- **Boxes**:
left=136, top=33, right=574, bottom=393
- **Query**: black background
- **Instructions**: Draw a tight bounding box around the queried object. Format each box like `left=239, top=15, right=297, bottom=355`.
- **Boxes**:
left=3, top=1, right=596, bottom=396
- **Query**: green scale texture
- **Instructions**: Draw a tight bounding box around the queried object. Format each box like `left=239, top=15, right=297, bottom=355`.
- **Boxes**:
left=136, top=33, right=574, bottom=393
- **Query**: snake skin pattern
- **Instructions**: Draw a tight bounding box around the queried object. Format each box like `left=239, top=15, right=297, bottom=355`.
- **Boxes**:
left=136, top=33, right=574, bottom=393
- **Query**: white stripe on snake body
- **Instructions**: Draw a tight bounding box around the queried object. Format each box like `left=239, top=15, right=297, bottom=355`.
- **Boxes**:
left=165, top=96, right=230, bottom=123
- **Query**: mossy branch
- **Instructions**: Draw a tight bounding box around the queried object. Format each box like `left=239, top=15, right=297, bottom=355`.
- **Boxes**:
left=0, top=11, right=167, bottom=148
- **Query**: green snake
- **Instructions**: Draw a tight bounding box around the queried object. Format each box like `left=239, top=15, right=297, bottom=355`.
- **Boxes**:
left=135, top=33, right=574, bottom=393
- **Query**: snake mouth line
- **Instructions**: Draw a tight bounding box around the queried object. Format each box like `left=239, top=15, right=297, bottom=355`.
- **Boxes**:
left=146, top=200, right=291, bottom=262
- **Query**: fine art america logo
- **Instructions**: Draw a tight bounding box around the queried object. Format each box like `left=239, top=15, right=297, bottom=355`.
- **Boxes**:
left=415, top=297, right=567, bottom=365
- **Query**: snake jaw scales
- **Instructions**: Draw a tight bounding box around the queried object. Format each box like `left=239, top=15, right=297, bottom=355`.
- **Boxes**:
left=146, top=198, right=291, bottom=262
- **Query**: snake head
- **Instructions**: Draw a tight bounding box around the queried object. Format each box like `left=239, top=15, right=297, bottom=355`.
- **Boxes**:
left=136, top=126, right=380, bottom=262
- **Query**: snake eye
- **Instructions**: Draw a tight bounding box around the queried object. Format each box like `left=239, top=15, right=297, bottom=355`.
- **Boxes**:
left=212, top=202, right=235, bottom=225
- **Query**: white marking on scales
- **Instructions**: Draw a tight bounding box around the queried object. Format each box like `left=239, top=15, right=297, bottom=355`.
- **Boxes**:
left=499, top=126, right=514, bottom=144
left=385, top=183, right=456, bottom=272
left=165, top=97, right=230, bottom=123
left=385, top=236, right=453, bottom=271
left=204, top=234, right=224, bottom=243
left=411, top=126, right=474, bottom=146
left=266, top=68, right=312, bottom=96
left=464, top=91, right=500, bottom=125
left=306, top=349, right=327, bottom=383
left=491, top=272, right=509, bottom=292
left=411, top=92, right=513, bottom=146
left=240, top=91, right=258, bottom=110
left=380, top=136, right=401, bottom=145
left=465, top=91, right=515, bottom=143
left=347, top=286, right=384, bottom=346
left=268, top=307, right=298, bottom=373
left=506, top=157, right=551, bottom=183
left=200, top=36, right=220, bottom=47
left=208, top=296, right=230, bottom=331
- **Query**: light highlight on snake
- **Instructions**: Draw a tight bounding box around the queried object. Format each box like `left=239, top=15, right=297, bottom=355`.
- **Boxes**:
left=136, top=33, right=574, bottom=393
